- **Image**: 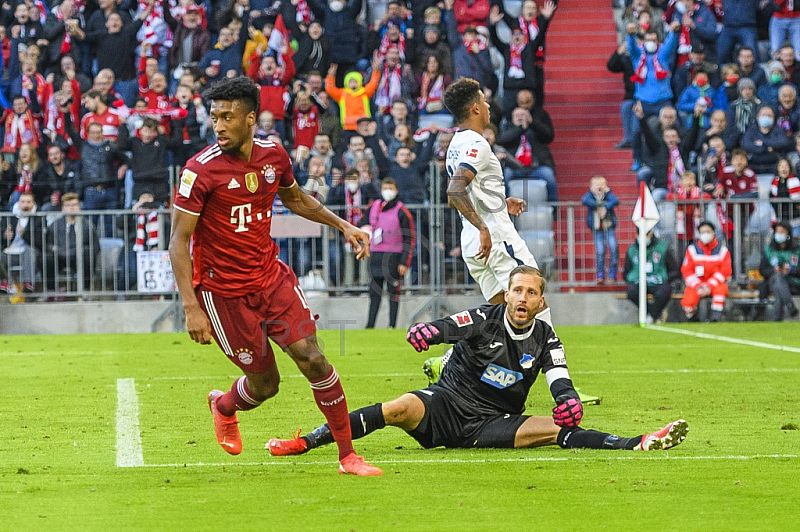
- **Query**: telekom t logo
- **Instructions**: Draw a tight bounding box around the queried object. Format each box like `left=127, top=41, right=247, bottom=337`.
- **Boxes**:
left=230, top=203, right=253, bottom=232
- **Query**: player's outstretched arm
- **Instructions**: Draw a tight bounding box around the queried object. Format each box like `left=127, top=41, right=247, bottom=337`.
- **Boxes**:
left=169, top=208, right=212, bottom=344
left=447, top=165, right=491, bottom=264
left=278, top=182, right=371, bottom=259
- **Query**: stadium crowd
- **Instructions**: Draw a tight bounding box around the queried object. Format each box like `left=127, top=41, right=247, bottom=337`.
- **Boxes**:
left=0, top=0, right=797, bottom=319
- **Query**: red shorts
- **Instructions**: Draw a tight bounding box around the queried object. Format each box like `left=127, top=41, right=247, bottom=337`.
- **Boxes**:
left=196, top=261, right=317, bottom=373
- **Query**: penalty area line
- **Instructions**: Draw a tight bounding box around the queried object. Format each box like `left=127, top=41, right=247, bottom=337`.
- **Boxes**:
left=646, top=325, right=800, bottom=354
left=133, top=454, right=798, bottom=468
left=116, top=378, right=145, bottom=468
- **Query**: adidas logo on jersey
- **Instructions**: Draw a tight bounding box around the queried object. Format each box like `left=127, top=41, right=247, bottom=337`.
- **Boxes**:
left=228, top=178, right=241, bottom=189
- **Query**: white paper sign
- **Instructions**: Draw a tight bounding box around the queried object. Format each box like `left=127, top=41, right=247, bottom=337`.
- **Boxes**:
left=137, top=251, right=176, bottom=293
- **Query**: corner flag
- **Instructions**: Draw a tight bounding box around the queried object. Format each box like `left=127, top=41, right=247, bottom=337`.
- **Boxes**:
left=631, top=183, right=660, bottom=327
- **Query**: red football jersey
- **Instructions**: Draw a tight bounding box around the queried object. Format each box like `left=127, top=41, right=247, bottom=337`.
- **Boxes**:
left=80, top=108, right=122, bottom=141
left=173, top=138, right=296, bottom=297
left=292, top=105, right=320, bottom=150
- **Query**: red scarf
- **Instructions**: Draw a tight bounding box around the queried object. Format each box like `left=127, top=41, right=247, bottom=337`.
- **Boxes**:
left=518, top=16, right=538, bottom=43
left=21, top=72, right=47, bottom=109
left=417, top=73, right=444, bottom=110
left=463, top=37, right=486, bottom=54
left=295, top=0, right=311, bottom=24
left=631, top=45, right=669, bottom=84
left=3, top=110, right=39, bottom=152
left=515, top=135, right=532, bottom=166
left=345, top=188, right=362, bottom=225
left=56, top=7, right=71, bottom=55
left=133, top=211, right=159, bottom=252
left=508, top=41, right=525, bottom=78
left=379, top=35, right=405, bottom=61
left=14, top=165, right=34, bottom=194
left=667, top=147, right=684, bottom=191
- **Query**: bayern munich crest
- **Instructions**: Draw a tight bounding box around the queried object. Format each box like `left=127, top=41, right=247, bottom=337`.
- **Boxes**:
left=236, top=349, right=254, bottom=365
left=263, top=164, right=276, bottom=184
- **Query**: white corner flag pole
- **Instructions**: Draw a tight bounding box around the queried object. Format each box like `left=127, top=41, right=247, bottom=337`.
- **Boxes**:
left=632, top=182, right=660, bottom=327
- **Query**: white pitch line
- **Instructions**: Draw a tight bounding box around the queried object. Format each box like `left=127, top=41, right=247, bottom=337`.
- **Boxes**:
left=0, top=350, right=122, bottom=357
left=647, top=325, right=800, bottom=353
left=134, top=454, right=798, bottom=468
left=116, top=378, right=144, bottom=468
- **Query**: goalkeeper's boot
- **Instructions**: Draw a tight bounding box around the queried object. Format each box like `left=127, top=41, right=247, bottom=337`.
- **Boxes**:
left=339, top=453, right=383, bottom=476
left=576, top=388, right=602, bottom=405
left=267, top=429, right=308, bottom=456
left=636, top=419, right=689, bottom=451
left=207, top=390, right=242, bottom=455
left=422, top=356, right=443, bottom=385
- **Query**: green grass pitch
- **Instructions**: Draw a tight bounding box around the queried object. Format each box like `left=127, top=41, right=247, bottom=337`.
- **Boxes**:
left=2, top=323, right=799, bottom=530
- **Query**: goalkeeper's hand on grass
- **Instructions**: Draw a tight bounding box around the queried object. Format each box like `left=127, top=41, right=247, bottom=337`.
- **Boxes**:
left=406, top=323, right=440, bottom=352
left=552, top=395, right=583, bottom=427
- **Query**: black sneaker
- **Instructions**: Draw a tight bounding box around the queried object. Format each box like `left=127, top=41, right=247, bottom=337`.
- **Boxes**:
left=710, top=310, right=722, bottom=322
left=22, top=282, right=34, bottom=293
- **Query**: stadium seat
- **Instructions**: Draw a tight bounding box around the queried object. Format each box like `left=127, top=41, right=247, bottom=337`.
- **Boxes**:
left=756, top=173, right=773, bottom=200
left=97, top=238, right=125, bottom=288
left=518, top=229, right=556, bottom=275
left=515, top=205, right=553, bottom=232
left=508, top=178, right=547, bottom=206
left=746, top=201, right=776, bottom=235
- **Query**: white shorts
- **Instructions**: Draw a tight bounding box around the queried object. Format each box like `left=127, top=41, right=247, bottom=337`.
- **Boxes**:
left=464, top=238, right=538, bottom=301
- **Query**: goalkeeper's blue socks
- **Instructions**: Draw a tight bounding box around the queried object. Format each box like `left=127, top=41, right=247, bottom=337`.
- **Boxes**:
left=557, top=427, right=642, bottom=450
left=303, top=403, right=386, bottom=450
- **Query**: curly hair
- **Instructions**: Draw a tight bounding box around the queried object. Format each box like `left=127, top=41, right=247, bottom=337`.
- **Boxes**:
left=443, top=77, right=481, bottom=124
left=204, top=77, right=260, bottom=115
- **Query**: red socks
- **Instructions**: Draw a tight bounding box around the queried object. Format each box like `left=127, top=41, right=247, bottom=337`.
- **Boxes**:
left=215, top=376, right=263, bottom=417
left=309, top=367, right=355, bottom=460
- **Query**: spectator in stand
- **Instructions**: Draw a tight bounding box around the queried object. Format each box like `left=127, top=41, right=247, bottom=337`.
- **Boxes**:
left=307, top=0, right=365, bottom=81
left=771, top=158, right=800, bottom=234
left=695, top=110, right=733, bottom=152
left=758, top=61, right=797, bottom=107
left=246, top=47, right=295, bottom=139
left=42, top=144, right=79, bottom=201
left=44, top=192, right=99, bottom=291
left=292, top=21, right=330, bottom=78
left=787, top=132, right=800, bottom=173
left=289, top=90, right=321, bottom=153
left=325, top=59, right=381, bottom=138
left=444, top=3, right=495, bottom=93
left=607, top=41, right=636, bottom=150
left=301, top=156, right=332, bottom=204
left=1, top=143, right=47, bottom=208
left=669, top=170, right=711, bottom=254
left=116, top=191, right=161, bottom=291
left=412, top=24, right=452, bottom=77
left=86, top=0, right=154, bottom=108
left=374, top=47, right=415, bottom=115
left=681, top=219, right=732, bottom=321
left=41, top=0, right=85, bottom=74
left=164, top=4, right=210, bottom=87
left=715, top=147, right=758, bottom=199
left=6, top=2, right=43, bottom=42
left=387, top=124, right=414, bottom=162
left=778, top=45, right=800, bottom=88
left=357, top=177, right=415, bottom=329
left=619, top=0, right=665, bottom=43
left=771, top=4, right=800, bottom=62
left=116, top=116, right=184, bottom=204
left=92, top=69, right=129, bottom=111
left=80, top=90, right=122, bottom=141
left=340, top=134, right=378, bottom=176
left=85, top=0, right=132, bottom=52
left=664, top=0, right=718, bottom=66
left=488, top=9, right=536, bottom=119
left=497, top=105, right=558, bottom=202
left=483, top=123, right=525, bottom=176
left=636, top=100, right=701, bottom=202
left=672, top=42, right=720, bottom=100
left=699, top=135, right=728, bottom=194
left=735, top=47, right=767, bottom=89
left=198, top=26, right=241, bottom=87
left=626, top=20, right=681, bottom=119
left=171, top=86, right=208, bottom=167
left=137, top=43, right=172, bottom=135
left=582, top=176, right=620, bottom=284
left=355, top=117, right=389, bottom=178
left=743, top=106, right=792, bottom=173
left=9, top=53, right=47, bottom=119
left=676, top=70, right=725, bottom=128
left=757, top=220, right=800, bottom=320
left=623, top=227, right=681, bottom=324
left=0, top=192, right=43, bottom=293
left=717, top=64, right=741, bottom=105
left=314, top=91, right=343, bottom=150
left=725, top=77, right=760, bottom=148
left=716, top=0, right=761, bottom=65
left=774, top=85, right=800, bottom=139
left=328, top=168, right=372, bottom=286
left=255, top=110, right=280, bottom=140
left=389, top=144, right=433, bottom=206
left=413, top=55, right=453, bottom=130
left=310, top=133, right=336, bottom=175
left=2, top=94, right=40, bottom=163
left=378, top=98, right=412, bottom=149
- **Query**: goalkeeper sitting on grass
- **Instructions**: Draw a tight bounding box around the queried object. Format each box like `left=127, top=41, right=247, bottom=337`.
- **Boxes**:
left=269, top=265, right=688, bottom=454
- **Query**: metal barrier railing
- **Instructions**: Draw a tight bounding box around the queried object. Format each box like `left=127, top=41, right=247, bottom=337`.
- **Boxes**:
left=0, top=197, right=797, bottom=301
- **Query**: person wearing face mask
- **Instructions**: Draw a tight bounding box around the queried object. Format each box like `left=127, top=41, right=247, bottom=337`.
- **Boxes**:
left=757, top=61, right=797, bottom=107
left=624, top=227, right=681, bottom=325
left=743, top=106, right=792, bottom=173
left=357, top=178, right=414, bottom=328
left=681, top=220, right=732, bottom=322
left=671, top=42, right=720, bottom=102
left=676, top=70, right=724, bottom=128
left=756, top=220, right=800, bottom=321
left=626, top=21, right=681, bottom=118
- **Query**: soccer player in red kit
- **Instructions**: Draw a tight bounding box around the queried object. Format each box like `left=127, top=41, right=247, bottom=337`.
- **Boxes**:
left=169, top=77, right=382, bottom=476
